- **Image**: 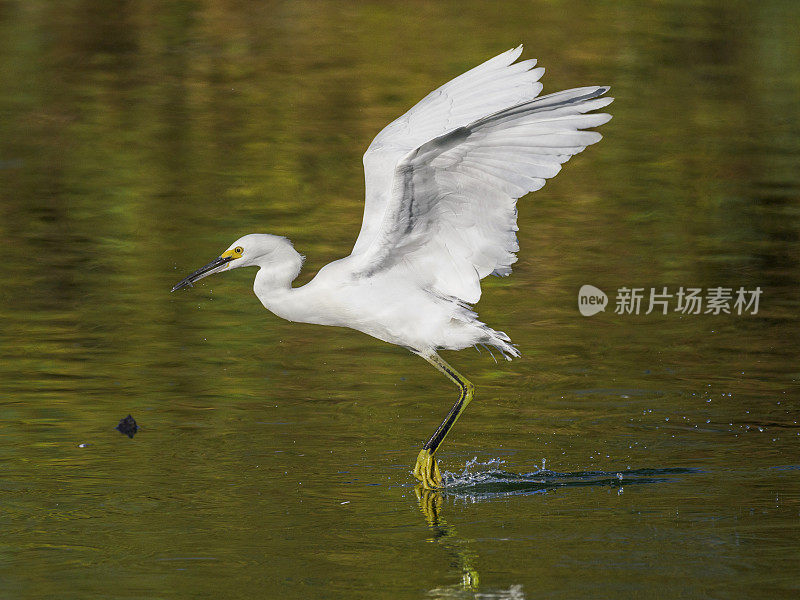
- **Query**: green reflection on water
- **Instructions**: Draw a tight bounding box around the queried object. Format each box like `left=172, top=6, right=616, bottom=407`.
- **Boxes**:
left=1, top=1, right=799, bottom=599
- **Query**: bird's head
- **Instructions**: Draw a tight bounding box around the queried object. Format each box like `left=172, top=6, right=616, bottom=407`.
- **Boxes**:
left=171, top=233, right=294, bottom=292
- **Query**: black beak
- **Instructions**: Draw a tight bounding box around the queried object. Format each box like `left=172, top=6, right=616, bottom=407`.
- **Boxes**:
left=171, top=255, right=233, bottom=292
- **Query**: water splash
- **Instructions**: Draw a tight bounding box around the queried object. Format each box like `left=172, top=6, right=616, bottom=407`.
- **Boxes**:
left=438, top=458, right=698, bottom=500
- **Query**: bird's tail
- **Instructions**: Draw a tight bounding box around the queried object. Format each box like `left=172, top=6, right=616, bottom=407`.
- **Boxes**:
left=478, top=326, right=520, bottom=361
left=436, top=292, right=521, bottom=360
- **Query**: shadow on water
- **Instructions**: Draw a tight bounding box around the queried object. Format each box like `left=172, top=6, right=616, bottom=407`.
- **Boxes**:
left=415, top=461, right=699, bottom=599
left=438, top=458, right=700, bottom=500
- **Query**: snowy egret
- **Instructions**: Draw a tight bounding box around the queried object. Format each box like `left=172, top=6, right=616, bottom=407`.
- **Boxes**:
left=172, top=46, right=612, bottom=488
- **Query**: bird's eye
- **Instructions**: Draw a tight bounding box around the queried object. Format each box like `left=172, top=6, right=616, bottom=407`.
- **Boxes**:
left=235, top=247, right=243, bottom=254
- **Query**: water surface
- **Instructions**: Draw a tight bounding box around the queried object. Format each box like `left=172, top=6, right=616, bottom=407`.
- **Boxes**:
left=1, top=1, right=799, bottom=598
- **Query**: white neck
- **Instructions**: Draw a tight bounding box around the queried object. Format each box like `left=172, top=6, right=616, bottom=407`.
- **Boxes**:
left=252, top=242, right=305, bottom=321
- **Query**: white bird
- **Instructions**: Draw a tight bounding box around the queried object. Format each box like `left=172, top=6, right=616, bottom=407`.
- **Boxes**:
left=172, top=46, right=612, bottom=488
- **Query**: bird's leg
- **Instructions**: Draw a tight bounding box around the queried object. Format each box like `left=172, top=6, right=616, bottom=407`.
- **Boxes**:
left=413, top=352, right=475, bottom=489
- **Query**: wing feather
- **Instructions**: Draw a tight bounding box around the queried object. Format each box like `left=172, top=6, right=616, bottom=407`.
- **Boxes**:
left=351, top=48, right=612, bottom=304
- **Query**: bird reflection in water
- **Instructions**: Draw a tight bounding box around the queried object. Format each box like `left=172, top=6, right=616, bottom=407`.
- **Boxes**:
left=416, top=486, right=527, bottom=599
left=416, top=485, right=481, bottom=593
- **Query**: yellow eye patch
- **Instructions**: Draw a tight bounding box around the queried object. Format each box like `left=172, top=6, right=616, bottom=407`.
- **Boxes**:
left=221, top=246, right=244, bottom=259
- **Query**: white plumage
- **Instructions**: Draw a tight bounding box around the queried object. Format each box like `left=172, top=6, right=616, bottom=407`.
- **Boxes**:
left=174, top=46, right=612, bottom=359
left=173, top=46, right=613, bottom=488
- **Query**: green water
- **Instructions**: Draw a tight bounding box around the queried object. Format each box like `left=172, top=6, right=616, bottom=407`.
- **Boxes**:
left=1, top=1, right=799, bottom=598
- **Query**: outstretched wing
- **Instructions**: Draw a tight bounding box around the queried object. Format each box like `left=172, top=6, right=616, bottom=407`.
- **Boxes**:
left=350, top=47, right=612, bottom=304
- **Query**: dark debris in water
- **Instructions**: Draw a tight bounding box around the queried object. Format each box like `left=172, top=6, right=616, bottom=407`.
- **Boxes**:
left=115, top=414, right=139, bottom=438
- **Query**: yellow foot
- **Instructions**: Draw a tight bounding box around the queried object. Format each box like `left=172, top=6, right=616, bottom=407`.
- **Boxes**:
left=413, top=448, right=442, bottom=489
